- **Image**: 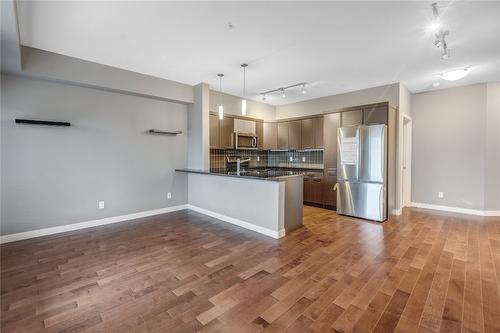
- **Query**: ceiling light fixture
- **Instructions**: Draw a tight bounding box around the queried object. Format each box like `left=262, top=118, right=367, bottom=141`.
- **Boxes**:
left=240, top=64, right=248, bottom=116
left=281, top=88, right=286, bottom=98
left=441, top=68, right=471, bottom=81
left=217, top=73, right=224, bottom=120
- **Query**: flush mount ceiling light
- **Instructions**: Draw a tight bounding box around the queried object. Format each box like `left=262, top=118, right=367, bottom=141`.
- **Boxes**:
left=217, top=73, right=224, bottom=119
left=260, top=82, right=307, bottom=100
left=240, top=64, right=248, bottom=116
left=441, top=68, right=471, bottom=81
left=430, top=3, right=450, bottom=60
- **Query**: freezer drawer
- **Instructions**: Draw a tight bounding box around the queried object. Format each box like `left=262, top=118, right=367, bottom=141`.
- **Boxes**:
left=336, top=181, right=386, bottom=221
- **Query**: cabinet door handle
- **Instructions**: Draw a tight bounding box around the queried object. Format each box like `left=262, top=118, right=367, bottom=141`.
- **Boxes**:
left=333, top=183, right=338, bottom=191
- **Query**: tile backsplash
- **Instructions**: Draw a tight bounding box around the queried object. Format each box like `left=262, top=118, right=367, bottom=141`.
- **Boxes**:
left=268, top=150, right=324, bottom=169
left=210, top=149, right=323, bottom=170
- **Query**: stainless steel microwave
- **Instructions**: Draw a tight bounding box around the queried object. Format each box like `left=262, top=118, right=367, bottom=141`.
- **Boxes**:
left=233, top=132, right=258, bottom=150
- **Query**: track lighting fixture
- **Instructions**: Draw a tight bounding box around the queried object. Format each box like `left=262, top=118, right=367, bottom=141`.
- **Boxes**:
left=260, top=82, right=307, bottom=100
left=430, top=3, right=450, bottom=60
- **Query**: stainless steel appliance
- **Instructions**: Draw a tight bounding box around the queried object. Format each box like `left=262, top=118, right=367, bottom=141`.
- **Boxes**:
left=233, top=132, right=258, bottom=150
left=336, top=124, right=387, bottom=221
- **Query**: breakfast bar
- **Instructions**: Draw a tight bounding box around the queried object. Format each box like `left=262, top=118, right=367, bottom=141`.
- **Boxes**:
left=176, top=169, right=303, bottom=238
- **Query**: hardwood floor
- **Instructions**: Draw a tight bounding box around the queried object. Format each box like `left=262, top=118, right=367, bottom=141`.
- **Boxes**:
left=1, top=206, right=500, bottom=333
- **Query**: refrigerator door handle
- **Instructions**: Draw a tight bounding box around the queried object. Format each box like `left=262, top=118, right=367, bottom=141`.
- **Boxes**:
left=333, top=183, right=338, bottom=191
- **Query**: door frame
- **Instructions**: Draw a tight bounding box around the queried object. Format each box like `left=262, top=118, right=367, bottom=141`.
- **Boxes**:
left=397, top=113, right=413, bottom=212
left=401, top=115, right=412, bottom=208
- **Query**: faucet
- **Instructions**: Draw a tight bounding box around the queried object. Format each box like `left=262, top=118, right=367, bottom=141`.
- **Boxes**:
left=236, top=158, right=251, bottom=175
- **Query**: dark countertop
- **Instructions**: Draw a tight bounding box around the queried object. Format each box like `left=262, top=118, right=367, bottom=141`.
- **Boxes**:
left=250, top=166, right=324, bottom=173
left=175, top=168, right=305, bottom=182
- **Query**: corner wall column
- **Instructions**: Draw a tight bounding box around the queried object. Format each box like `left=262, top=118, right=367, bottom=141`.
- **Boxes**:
left=187, top=83, right=210, bottom=170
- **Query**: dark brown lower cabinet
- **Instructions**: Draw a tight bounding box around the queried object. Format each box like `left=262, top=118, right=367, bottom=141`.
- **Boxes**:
left=303, top=172, right=323, bottom=206
left=303, top=177, right=311, bottom=202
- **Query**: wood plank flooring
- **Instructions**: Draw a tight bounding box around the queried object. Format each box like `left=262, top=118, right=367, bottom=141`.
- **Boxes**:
left=1, top=206, right=500, bottom=333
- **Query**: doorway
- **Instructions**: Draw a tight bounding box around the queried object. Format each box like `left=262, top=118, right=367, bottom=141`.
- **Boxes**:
left=401, top=115, right=412, bottom=207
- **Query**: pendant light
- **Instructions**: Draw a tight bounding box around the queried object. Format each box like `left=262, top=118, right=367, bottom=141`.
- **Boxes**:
left=217, top=73, right=224, bottom=120
left=241, top=64, right=248, bottom=116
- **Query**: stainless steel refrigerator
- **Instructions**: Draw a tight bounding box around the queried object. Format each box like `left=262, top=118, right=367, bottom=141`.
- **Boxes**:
left=336, top=124, right=387, bottom=221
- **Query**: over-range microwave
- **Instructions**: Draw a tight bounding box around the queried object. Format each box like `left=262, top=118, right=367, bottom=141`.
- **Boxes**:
left=233, top=132, right=258, bottom=150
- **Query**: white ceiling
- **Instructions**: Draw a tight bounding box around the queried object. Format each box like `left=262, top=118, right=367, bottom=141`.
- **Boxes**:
left=16, top=1, right=500, bottom=105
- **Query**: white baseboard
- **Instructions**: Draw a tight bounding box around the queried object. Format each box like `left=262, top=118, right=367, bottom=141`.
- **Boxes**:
left=187, top=204, right=285, bottom=239
left=0, top=205, right=188, bottom=244
left=410, top=202, right=500, bottom=217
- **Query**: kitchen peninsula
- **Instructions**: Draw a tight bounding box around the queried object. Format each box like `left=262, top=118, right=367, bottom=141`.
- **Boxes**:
left=176, top=168, right=303, bottom=239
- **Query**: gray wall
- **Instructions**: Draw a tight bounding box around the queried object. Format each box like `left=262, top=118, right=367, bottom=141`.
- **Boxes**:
left=1, top=74, right=188, bottom=235
left=20, top=47, right=194, bottom=104
left=411, top=83, right=488, bottom=210
left=485, top=82, right=500, bottom=210
left=210, top=90, right=276, bottom=121
left=275, top=83, right=399, bottom=119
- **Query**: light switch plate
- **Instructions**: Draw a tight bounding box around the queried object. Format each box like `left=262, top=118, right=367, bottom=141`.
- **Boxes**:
left=438, top=192, right=444, bottom=198
left=167, top=192, right=172, bottom=199
left=98, top=201, right=105, bottom=209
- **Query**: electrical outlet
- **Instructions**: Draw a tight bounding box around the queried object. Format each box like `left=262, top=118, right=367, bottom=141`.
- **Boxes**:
left=302, top=156, right=306, bottom=162
left=257, top=156, right=260, bottom=161
left=438, top=192, right=444, bottom=198
left=167, top=192, right=172, bottom=199
left=289, top=156, right=293, bottom=162
left=98, top=201, right=105, bottom=209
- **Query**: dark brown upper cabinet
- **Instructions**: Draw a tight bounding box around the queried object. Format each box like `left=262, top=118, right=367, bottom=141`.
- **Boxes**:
left=288, top=120, right=302, bottom=150
left=363, top=105, right=388, bottom=125
left=263, top=122, right=278, bottom=150
left=209, top=114, right=220, bottom=149
left=277, top=122, right=289, bottom=149
left=301, top=117, right=324, bottom=149
left=301, top=118, right=314, bottom=149
left=219, top=116, right=234, bottom=149
left=340, top=109, right=362, bottom=127
left=255, top=121, right=263, bottom=149
left=313, top=117, right=324, bottom=149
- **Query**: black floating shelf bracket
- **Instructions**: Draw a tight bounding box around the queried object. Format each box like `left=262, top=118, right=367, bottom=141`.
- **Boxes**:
left=148, top=129, right=182, bottom=135
left=15, top=119, right=71, bottom=126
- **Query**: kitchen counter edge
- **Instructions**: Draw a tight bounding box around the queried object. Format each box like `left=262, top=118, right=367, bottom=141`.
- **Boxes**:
left=175, top=168, right=304, bottom=182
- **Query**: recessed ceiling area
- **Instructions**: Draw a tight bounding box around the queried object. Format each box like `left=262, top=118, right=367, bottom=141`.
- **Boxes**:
left=16, top=1, right=500, bottom=105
